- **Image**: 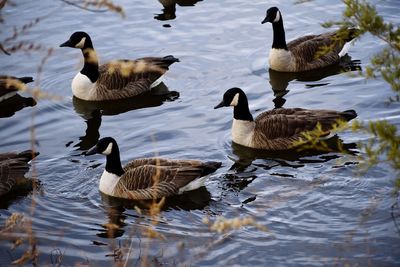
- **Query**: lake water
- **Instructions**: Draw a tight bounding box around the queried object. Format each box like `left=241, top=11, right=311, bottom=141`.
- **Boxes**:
left=1, top=0, right=400, bottom=266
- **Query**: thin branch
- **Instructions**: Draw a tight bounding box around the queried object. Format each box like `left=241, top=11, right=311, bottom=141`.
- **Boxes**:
left=0, top=43, right=10, bottom=55
left=59, top=0, right=108, bottom=13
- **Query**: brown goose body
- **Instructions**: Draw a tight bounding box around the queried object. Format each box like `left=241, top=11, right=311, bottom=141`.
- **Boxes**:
left=60, top=32, right=179, bottom=101
left=285, top=31, right=353, bottom=72
left=251, top=108, right=356, bottom=150
left=214, top=88, right=357, bottom=150
left=0, top=76, right=33, bottom=102
left=262, top=7, right=357, bottom=72
left=79, top=56, right=178, bottom=101
left=0, top=150, right=39, bottom=196
left=110, top=158, right=220, bottom=199
left=86, top=138, right=221, bottom=200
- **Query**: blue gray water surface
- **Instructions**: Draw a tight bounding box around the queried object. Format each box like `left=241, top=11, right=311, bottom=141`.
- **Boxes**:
left=1, top=0, right=400, bottom=266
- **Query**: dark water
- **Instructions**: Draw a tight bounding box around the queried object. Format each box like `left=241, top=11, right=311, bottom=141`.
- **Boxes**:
left=1, top=0, right=400, bottom=265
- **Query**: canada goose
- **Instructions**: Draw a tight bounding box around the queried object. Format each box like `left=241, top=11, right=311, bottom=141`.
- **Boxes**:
left=85, top=137, right=221, bottom=200
left=0, top=150, right=39, bottom=197
left=214, top=87, right=357, bottom=150
left=0, top=76, right=33, bottom=102
left=261, top=7, right=358, bottom=72
left=60, top=31, right=179, bottom=101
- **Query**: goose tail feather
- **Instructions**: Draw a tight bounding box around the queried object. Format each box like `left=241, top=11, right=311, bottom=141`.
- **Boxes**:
left=17, top=77, right=34, bottom=84
left=202, top=161, right=222, bottom=176
left=17, top=150, right=40, bottom=161
left=347, top=27, right=360, bottom=42
left=341, top=109, right=357, bottom=121
left=162, top=55, right=180, bottom=66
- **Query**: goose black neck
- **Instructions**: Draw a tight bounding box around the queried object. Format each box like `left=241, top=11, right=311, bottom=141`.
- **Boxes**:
left=233, top=94, right=254, bottom=121
left=272, top=19, right=288, bottom=50
left=105, top=144, right=125, bottom=176
left=80, top=39, right=99, bottom=83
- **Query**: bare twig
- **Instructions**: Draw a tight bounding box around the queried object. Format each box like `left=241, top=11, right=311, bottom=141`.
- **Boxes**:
left=59, top=0, right=108, bottom=13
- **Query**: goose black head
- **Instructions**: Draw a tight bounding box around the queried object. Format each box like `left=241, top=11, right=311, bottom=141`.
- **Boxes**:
left=261, top=7, right=281, bottom=24
left=214, top=87, right=246, bottom=109
left=60, top=31, right=92, bottom=49
left=214, top=87, right=253, bottom=121
left=86, top=137, right=117, bottom=156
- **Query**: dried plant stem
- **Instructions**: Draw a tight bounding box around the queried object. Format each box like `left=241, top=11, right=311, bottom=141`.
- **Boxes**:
left=59, top=0, right=108, bottom=12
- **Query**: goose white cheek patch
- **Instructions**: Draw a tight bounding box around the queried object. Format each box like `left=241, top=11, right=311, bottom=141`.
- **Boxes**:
left=274, top=11, right=281, bottom=23
left=230, top=93, right=239, bottom=106
left=102, top=143, right=113, bottom=155
left=75, top=37, right=86, bottom=48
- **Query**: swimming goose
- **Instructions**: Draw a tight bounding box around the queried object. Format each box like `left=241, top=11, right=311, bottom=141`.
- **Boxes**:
left=261, top=7, right=358, bottom=72
left=0, top=76, right=33, bottom=102
left=0, top=150, right=39, bottom=196
left=85, top=137, right=221, bottom=200
left=60, top=31, right=179, bottom=101
left=214, top=87, right=357, bottom=150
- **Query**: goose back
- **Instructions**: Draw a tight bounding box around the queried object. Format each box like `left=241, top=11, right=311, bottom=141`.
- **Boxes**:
left=84, top=56, right=178, bottom=101
left=0, top=150, right=39, bottom=196
left=252, top=108, right=355, bottom=150
left=287, top=31, right=348, bottom=72
left=0, top=76, right=33, bottom=101
left=111, top=158, right=220, bottom=199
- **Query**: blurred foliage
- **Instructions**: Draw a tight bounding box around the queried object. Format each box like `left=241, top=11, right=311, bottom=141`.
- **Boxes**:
left=292, top=120, right=352, bottom=153
left=203, top=216, right=268, bottom=234
left=322, top=0, right=400, bottom=94
left=0, top=0, right=125, bottom=55
left=302, top=0, right=400, bottom=191
left=352, top=120, right=400, bottom=182
left=336, top=0, right=400, bottom=191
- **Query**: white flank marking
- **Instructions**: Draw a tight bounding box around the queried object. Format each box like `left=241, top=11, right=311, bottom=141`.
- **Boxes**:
left=178, top=175, right=208, bottom=194
left=71, top=72, right=96, bottom=100
left=0, top=91, right=17, bottom=102
left=231, top=119, right=255, bottom=147
left=150, top=76, right=163, bottom=89
left=99, top=170, right=120, bottom=196
left=338, top=40, right=353, bottom=57
left=230, top=93, right=239, bottom=106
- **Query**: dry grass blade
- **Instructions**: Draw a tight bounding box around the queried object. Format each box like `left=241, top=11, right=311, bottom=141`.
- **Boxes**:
left=203, top=216, right=268, bottom=234
left=59, top=0, right=125, bottom=17
left=0, top=0, right=7, bottom=9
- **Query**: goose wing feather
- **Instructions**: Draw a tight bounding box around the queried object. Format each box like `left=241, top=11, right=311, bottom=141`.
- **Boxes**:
left=115, top=164, right=208, bottom=199
left=253, top=108, right=348, bottom=148
left=0, top=151, right=37, bottom=196
left=288, top=31, right=344, bottom=69
left=124, top=157, right=204, bottom=170
left=0, top=76, right=31, bottom=98
left=96, top=57, right=170, bottom=92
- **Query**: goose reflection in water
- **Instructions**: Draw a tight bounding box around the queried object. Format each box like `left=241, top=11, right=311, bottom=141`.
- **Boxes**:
left=95, top=205, right=127, bottom=238
left=95, top=187, right=211, bottom=238
left=0, top=150, right=40, bottom=209
left=220, top=136, right=358, bottom=197
left=0, top=94, right=36, bottom=118
left=70, top=82, right=179, bottom=151
left=230, top=135, right=358, bottom=171
left=155, top=0, right=203, bottom=21
left=268, top=54, right=361, bottom=108
left=100, top=185, right=211, bottom=212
